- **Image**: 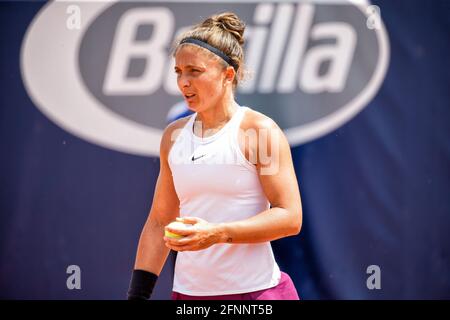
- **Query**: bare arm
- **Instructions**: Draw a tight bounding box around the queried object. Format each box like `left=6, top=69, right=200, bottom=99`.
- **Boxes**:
left=217, top=116, right=302, bottom=243
left=133, top=122, right=183, bottom=274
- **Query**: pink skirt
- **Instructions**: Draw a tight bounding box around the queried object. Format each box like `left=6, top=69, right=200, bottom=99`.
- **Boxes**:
left=171, top=271, right=300, bottom=300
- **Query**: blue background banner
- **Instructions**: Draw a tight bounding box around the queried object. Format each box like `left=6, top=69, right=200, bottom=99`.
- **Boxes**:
left=0, top=0, right=449, bottom=299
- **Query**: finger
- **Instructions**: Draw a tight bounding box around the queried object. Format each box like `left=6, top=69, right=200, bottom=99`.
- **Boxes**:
left=165, top=241, right=184, bottom=251
left=181, top=216, right=200, bottom=224
left=165, top=227, right=196, bottom=236
left=166, top=243, right=185, bottom=252
left=168, top=243, right=196, bottom=252
left=174, top=236, right=196, bottom=245
left=173, top=217, right=190, bottom=223
left=164, top=235, right=194, bottom=246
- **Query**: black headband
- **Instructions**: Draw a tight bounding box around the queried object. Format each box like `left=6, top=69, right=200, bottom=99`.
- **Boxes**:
left=179, top=37, right=239, bottom=71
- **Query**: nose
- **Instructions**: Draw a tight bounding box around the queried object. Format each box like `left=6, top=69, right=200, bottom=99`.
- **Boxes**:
left=178, top=74, right=191, bottom=89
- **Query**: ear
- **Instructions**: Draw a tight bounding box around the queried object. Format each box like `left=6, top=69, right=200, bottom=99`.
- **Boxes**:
left=223, top=66, right=235, bottom=85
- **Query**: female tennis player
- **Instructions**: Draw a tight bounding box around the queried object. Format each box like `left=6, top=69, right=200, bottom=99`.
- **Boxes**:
left=128, top=12, right=302, bottom=300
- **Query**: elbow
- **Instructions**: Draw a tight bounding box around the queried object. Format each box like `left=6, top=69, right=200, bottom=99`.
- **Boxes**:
left=290, top=208, right=302, bottom=236
left=292, top=221, right=302, bottom=236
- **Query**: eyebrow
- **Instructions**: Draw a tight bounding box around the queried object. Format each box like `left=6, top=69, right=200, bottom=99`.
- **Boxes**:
left=174, top=64, right=203, bottom=70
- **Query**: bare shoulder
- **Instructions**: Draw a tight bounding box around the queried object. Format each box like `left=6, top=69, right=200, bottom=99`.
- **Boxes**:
left=238, top=108, right=288, bottom=167
left=160, top=114, right=192, bottom=158
left=164, top=114, right=192, bottom=135
left=240, top=108, right=281, bottom=133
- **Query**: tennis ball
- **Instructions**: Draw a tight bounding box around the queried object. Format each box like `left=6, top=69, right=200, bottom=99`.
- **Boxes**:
left=164, top=221, right=193, bottom=239
left=165, top=230, right=184, bottom=239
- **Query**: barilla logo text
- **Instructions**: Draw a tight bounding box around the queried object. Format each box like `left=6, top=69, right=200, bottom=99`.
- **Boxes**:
left=21, top=0, right=389, bottom=156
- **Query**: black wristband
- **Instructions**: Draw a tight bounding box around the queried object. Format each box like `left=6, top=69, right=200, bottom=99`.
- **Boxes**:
left=127, top=269, right=158, bottom=300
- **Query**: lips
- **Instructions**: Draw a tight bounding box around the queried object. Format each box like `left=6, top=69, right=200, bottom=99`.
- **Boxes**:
left=184, top=93, right=196, bottom=102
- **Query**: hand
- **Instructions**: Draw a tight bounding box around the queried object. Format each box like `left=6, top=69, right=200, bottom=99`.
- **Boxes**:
left=163, top=217, right=223, bottom=252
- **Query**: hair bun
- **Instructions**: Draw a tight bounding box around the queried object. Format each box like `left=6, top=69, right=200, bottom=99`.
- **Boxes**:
left=202, top=12, right=245, bottom=46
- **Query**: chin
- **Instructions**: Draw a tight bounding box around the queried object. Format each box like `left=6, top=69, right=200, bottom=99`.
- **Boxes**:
left=186, top=103, right=198, bottom=112
left=187, top=102, right=207, bottom=113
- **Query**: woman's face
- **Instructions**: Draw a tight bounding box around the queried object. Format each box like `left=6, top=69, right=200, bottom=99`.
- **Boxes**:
left=174, top=45, right=228, bottom=112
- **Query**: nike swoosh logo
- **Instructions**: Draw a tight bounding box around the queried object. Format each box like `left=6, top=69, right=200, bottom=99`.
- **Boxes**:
left=191, top=154, right=206, bottom=161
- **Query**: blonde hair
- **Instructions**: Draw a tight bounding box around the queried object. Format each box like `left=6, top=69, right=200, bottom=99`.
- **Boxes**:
left=172, top=12, right=246, bottom=89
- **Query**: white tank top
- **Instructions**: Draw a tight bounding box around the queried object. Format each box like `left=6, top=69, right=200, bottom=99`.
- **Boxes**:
left=168, top=105, right=281, bottom=296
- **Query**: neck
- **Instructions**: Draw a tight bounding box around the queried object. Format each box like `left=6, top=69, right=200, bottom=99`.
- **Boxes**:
left=195, top=96, right=238, bottom=130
